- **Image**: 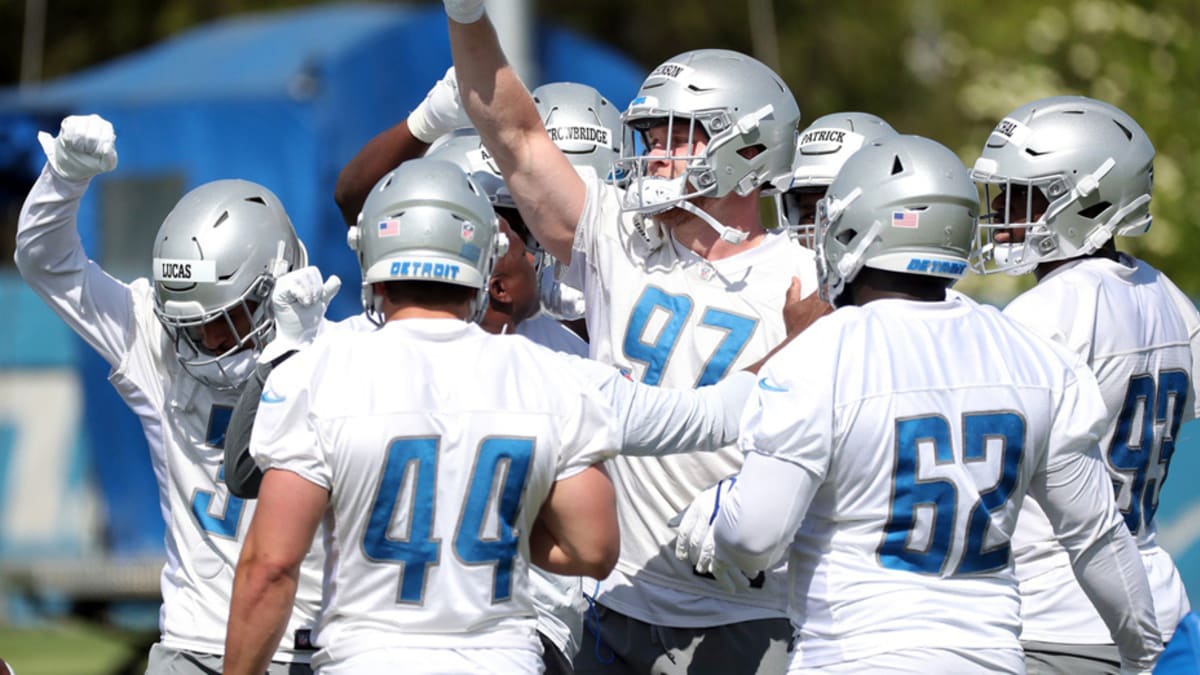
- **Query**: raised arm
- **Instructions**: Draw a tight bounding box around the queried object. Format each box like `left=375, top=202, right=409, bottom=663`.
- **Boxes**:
left=333, top=68, right=471, bottom=226
left=15, top=115, right=138, bottom=368
left=444, top=2, right=586, bottom=264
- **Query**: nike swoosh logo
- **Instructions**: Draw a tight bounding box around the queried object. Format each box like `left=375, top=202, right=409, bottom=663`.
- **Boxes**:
left=758, top=377, right=788, bottom=393
left=260, top=389, right=286, bottom=404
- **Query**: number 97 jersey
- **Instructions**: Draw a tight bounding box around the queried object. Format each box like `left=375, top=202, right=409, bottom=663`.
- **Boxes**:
left=744, top=293, right=1114, bottom=668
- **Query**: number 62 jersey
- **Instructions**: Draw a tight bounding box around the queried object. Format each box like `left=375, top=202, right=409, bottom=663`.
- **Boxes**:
left=743, top=292, right=1123, bottom=668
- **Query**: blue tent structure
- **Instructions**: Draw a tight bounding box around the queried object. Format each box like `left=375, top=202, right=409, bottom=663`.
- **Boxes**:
left=0, top=2, right=645, bottom=558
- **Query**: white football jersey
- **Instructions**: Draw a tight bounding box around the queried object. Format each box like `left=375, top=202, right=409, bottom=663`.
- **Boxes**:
left=249, top=319, right=619, bottom=669
left=742, top=294, right=1115, bottom=668
left=1006, top=254, right=1200, bottom=643
left=15, top=169, right=321, bottom=662
left=568, top=169, right=818, bottom=625
left=516, top=312, right=588, bottom=357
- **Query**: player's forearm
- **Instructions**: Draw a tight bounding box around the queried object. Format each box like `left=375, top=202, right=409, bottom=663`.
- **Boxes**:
left=225, top=559, right=299, bottom=675
left=333, top=120, right=430, bottom=227
left=714, top=452, right=817, bottom=573
left=447, top=16, right=541, bottom=170
left=1070, top=523, right=1162, bottom=671
left=615, top=371, right=754, bottom=456
left=15, top=166, right=90, bottom=279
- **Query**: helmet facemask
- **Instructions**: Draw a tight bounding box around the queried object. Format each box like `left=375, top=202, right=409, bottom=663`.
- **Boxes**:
left=969, top=98, right=1154, bottom=275
left=155, top=286, right=273, bottom=389
left=614, top=49, right=800, bottom=246
left=151, top=180, right=304, bottom=390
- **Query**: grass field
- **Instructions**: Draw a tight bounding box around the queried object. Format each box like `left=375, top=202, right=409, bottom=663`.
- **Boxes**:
left=0, top=621, right=152, bottom=675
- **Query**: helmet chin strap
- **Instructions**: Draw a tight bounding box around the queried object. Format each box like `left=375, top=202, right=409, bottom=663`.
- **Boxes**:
left=674, top=199, right=748, bottom=244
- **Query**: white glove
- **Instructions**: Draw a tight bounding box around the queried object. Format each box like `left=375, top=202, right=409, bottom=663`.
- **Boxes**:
left=259, top=267, right=341, bottom=364
left=538, top=261, right=586, bottom=321
left=37, top=114, right=118, bottom=182
left=670, top=476, right=751, bottom=594
left=408, top=67, right=471, bottom=143
left=444, top=0, right=485, bottom=24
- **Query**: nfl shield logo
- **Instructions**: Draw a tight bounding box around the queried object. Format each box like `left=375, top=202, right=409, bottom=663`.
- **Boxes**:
left=461, top=222, right=476, bottom=241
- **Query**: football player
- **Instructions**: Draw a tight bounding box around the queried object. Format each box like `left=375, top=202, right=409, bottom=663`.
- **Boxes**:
left=775, top=111, right=897, bottom=248
left=15, top=114, right=337, bottom=673
left=972, top=95, right=1199, bottom=674
left=676, top=133, right=1162, bottom=673
left=224, top=158, right=621, bottom=674
left=442, top=2, right=825, bottom=670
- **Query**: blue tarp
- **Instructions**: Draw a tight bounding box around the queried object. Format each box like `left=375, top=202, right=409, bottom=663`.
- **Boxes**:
left=0, top=2, right=646, bottom=556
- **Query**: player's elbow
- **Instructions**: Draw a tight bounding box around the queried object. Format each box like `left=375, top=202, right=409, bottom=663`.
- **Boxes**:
left=714, top=521, right=785, bottom=574
left=569, top=534, right=619, bottom=580
left=332, top=179, right=364, bottom=228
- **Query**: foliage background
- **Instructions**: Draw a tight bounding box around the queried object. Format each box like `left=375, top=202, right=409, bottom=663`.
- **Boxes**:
left=2, top=0, right=1197, bottom=299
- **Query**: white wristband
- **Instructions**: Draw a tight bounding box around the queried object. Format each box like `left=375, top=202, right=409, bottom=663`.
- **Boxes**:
left=444, top=0, right=485, bottom=24
left=406, top=104, right=441, bottom=144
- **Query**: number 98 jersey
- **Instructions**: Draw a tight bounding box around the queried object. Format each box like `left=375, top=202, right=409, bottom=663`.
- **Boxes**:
left=1005, top=255, right=1200, bottom=644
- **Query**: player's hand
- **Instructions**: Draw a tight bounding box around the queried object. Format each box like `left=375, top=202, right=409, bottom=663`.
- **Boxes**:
left=538, top=260, right=586, bottom=321
left=783, top=276, right=833, bottom=337
left=407, top=67, right=472, bottom=143
left=259, top=267, right=341, bottom=364
left=443, top=0, right=485, bottom=24
left=671, top=476, right=736, bottom=568
left=37, top=114, right=118, bottom=182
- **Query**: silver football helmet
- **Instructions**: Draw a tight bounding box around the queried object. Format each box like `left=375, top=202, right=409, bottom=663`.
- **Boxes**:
left=532, top=81, right=624, bottom=182
left=777, top=112, right=898, bottom=247
left=616, top=49, right=801, bottom=243
left=346, top=158, right=507, bottom=324
left=426, top=127, right=514, bottom=209
left=816, top=135, right=978, bottom=304
left=970, top=95, right=1154, bottom=275
left=152, top=179, right=306, bottom=389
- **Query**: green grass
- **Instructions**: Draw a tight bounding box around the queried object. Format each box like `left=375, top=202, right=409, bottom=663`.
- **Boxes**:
left=0, top=621, right=152, bottom=675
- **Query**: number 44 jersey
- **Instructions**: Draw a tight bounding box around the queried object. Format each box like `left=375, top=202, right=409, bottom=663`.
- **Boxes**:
left=1005, top=254, right=1200, bottom=645
left=249, top=319, right=619, bottom=668
left=745, top=292, right=1120, bottom=667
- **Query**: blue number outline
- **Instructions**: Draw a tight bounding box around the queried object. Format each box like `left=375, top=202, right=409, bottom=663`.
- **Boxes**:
left=623, top=286, right=759, bottom=387
left=879, top=415, right=957, bottom=575
left=1108, top=370, right=1190, bottom=535
left=453, top=437, right=534, bottom=603
left=363, top=436, right=441, bottom=604
left=190, top=405, right=246, bottom=540
left=364, top=435, right=535, bottom=606
left=878, top=411, right=1025, bottom=576
left=959, top=412, right=1025, bottom=574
